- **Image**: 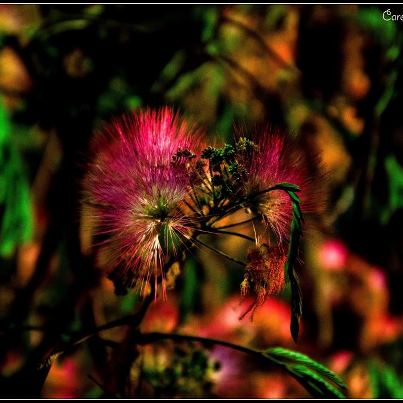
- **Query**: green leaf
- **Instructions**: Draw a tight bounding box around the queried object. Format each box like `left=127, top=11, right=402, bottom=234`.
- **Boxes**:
left=259, top=346, right=346, bottom=398
left=285, top=195, right=303, bottom=342
left=266, top=183, right=304, bottom=342
left=289, top=191, right=301, bottom=204
left=289, top=364, right=346, bottom=398
left=267, top=347, right=347, bottom=390
left=274, top=182, right=301, bottom=192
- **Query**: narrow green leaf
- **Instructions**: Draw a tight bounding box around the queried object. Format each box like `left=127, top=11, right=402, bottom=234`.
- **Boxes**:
left=275, top=182, right=301, bottom=192
left=288, top=191, right=301, bottom=204
left=267, top=347, right=347, bottom=390
left=290, top=364, right=346, bottom=398
left=285, top=209, right=303, bottom=342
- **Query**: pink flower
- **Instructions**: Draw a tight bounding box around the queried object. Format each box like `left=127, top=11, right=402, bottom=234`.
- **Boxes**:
left=83, top=108, right=204, bottom=297
left=231, top=130, right=321, bottom=318
left=237, top=129, right=318, bottom=245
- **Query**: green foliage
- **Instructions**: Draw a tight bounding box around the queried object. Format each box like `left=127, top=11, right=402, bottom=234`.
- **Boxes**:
left=235, top=137, right=259, bottom=154
left=201, top=143, right=235, bottom=167
left=273, top=183, right=303, bottom=342
left=179, top=258, right=199, bottom=322
left=264, top=347, right=347, bottom=398
left=369, top=359, right=403, bottom=398
left=142, top=345, right=218, bottom=398
left=268, top=347, right=347, bottom=390
left=357, top=7, right=397, bottom=47
left=194, top=6, right=219, bottom=43
left=0, top=100, right=33, bottom=258
left=381, top=154, right=403, bottom=224
left=121, top=292, right=140, bottom=314
left=97, top=77, right=143, bottom=118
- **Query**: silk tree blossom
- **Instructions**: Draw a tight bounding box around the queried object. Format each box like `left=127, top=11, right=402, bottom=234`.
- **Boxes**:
left=82, top=108, right=205, bottom=297
left=237, top=130, right=312, bottom=247
left=186, top=130, right=318, bottom=319
left=232, top=130, right=321, bottom=318
left=195, top=130, right=319, bottom=318
left=82, top=110, right=315, bottom=332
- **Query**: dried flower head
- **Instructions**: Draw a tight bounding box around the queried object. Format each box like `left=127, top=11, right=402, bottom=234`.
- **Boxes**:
left=82, top=107, right=204, bottom=297
left=240, top=242, right=286, bottom=319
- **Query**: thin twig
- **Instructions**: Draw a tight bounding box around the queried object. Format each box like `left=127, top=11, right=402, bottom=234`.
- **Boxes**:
left=208, top=228, right=255, bottom=242
left=221, top=16, right=301, bottom=76
left=139, top=331, right=263, bottom=357
left=40, top=295, right=153, bottom=365
left=192, top=238, right=245, bottom=267
left=215, top=217, right=256, bottom=229
left=207, top=200, right=245, bottom=226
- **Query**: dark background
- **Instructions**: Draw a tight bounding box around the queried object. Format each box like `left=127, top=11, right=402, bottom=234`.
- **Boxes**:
left=1, top=4, right=403, bottom=398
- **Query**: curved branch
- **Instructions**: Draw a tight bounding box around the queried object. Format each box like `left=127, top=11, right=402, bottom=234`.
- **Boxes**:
left=221, top=16, right=301, bottom=76
left=138, top=331, right=264, bottom=358
left=136, top=331, right=346, bottom=399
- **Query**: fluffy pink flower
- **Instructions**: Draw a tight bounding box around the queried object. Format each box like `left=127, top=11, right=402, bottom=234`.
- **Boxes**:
left=237, top=129, right=318, bottom=245
left=83, top=108, right=204, bottom=297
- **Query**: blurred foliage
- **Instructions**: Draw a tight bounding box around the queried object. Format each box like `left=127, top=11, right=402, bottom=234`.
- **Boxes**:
left=0, top=3, right=403, bottom=399
left=369, top=359, right=403, bottom=398
left=141, top=345, right=219, bottom=398
left=0, top=98, right=32, bottom=258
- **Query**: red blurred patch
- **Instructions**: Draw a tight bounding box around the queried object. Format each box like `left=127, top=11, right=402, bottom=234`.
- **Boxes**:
left=43, top=357, right=80, bottom=399
left=184, top=295, right=293, bottom=346
left=329, top=350, right=354, bottom=374
left=140, top=297, right=179, bottom=333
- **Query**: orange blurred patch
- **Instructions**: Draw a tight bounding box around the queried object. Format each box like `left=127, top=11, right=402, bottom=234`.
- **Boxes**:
left=306, top=115, right=352, bottom=186
left=342, top=29, right=370, bottom=100
left=43, top=357, right=81, bottom=398
left=347, top=362, right=372, bottom=399
left=17, top=242, right=40, bottom=285
left=140, top=297, right=179, bottom=333
left=0, top=47, right=31, bottom=109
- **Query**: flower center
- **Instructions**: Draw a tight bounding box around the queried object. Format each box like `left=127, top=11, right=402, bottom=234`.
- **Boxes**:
left=143, top=195, right=172, bottom=221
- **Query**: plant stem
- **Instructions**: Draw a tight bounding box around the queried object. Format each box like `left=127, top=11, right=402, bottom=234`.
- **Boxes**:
left=138, top=331, right=262, bottom=357
left=210, top=228, right=255, bottom=242
left=193, top=224, right=255, bottom=243
left=192, top=238, right=245, bottom=267
left=40, top=294, right=153, bottom=365
left=207, top=200, right=245, bottom=226
left=215, top=217, right=256, bottom=229
left=207, top=184, right=288, bottom=227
